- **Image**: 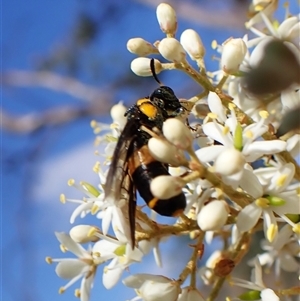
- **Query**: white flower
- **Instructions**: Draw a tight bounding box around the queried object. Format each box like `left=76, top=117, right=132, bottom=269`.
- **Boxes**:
left=46, top=233, right=103, bottom=301
left=123, top=274, right=180, bottom=301
left=236, top=163, right=300, bottom=242
left=247, top=12, right=300, bottom=47
left=231, top=257, right=280, bottom=301
left=196, top=92, right=287, bottom=193
left=93, top=238, right=144, bottom=289
left=248, top=224, right=300, bottom=275
left=197, top=92, right=287, bottom=164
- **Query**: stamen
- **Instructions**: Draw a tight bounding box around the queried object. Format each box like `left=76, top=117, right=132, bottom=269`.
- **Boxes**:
left=292, top=224, right=300, bottom=234
left=207, top=112, right=218, bottom=119
left=45, top=257, right=53, bottom=264
left=60, top=194, right=66, bottom=204
left=266, top=223, right=278, bottom=242
left=255, top=198, right=270, bottom=208
left=259, top=110, right=269, bottom=119
left=60, top=244, right=68, bottom=253
left=276, top=174, right=287, bottom=187
left=74, top=289, right=81, bottom=298
left=68, top=179, right=75, bottom=186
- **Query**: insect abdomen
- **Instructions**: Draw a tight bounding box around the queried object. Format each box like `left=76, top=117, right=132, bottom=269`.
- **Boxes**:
left=129, top=147, right=186, bottom=217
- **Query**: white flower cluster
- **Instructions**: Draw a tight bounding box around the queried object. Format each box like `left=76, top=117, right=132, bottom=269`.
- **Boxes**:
left=47, top=2, right=300, bottom=301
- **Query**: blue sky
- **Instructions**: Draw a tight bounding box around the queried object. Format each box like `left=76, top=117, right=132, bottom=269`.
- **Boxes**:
left=2, top=1, right=298, bottom=301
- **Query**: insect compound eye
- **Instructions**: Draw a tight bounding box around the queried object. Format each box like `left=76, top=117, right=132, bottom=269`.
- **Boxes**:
left=151, top=97, right=165, bottom=109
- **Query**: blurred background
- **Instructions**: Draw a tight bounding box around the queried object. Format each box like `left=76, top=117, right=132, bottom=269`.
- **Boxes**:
left=2, top=1, right=298, bottom=301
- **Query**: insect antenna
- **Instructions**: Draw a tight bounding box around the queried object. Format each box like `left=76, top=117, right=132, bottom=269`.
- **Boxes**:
left=150, top=58, right=163, bottom=86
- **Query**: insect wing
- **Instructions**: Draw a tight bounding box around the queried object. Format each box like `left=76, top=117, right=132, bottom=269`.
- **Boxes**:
left=104, top=117, right=137, bottom=203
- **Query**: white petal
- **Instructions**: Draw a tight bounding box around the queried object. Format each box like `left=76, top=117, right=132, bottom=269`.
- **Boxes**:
left=55, top=260, right=88, bottom=279
left=126, top=243, right=144, bottom=262
left=139, top=277, right=180, bottom=301
left=243, top=140, right=286, bottom=162
left=123, top=274, right=160, bottom=289
left=279, top=253, right=300, bottom=272
left=55, top=232, right=89, bottom=258
left=207, top=92, right=227, bottom=122
left=236, top=203, right=262, bottom=232
left=272, top=224, right=293, bottom=250
left=260, top=288, right=280, bottom=301
left=268, top=163, right=295, bottom=192
left=252, top=257, right=264, bottom=287
left=202, top=122, right=232, bottom=146
left=278, top=16, right=299, bottom=39
left=178, top=287, right=205, bottom=301
left=243, top=122, right=268, bottom=140
left=239, top=168, right=263, bottom=198
left=70, top=202, right=93, bottom=224
left=103, top=258, right=124, bottom=289
left=80, top=275, right=93, bottom=301
left=195, top=145, right=224, bottom=163
left=93, top=240, right=117, bottom=258
left=286, top=134, right=300, bottom=157
left=101, top=206, right=112, bottom=235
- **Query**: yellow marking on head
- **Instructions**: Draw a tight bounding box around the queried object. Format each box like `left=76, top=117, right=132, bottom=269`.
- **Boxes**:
left=148, top=197, right=159, bottom=209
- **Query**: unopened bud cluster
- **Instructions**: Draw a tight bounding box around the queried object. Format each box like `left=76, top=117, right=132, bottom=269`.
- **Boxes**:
left=128, top=2, right=206, bottom=76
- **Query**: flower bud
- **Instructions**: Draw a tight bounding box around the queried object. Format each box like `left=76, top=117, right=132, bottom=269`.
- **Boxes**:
left=69, top=225, right=100, bottom=243
left=221, top=38, right=247, bottom=74
left=148, top=137, right=188, bottom=167
left=150, top=175, right=185, bottom=200
left=180, top=29, right=205, bottom=60
left=158, top=38, right=187, bottom=63
left=163, top=118, right=193, bottom=150
left=131, top=57, right=162, bottom=77
left=214, top=148, right=245, bottom=176
left=110, top=102, right=127, bottom=128
left=197, top=200, right=229, bottom=231
left=127, top=38, right=158, bottom=56
left=156, top=3, right=177, bottom=35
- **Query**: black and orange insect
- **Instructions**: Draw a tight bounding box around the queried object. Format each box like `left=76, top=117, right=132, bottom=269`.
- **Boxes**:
left=104, top=60, right=187, bottom=247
